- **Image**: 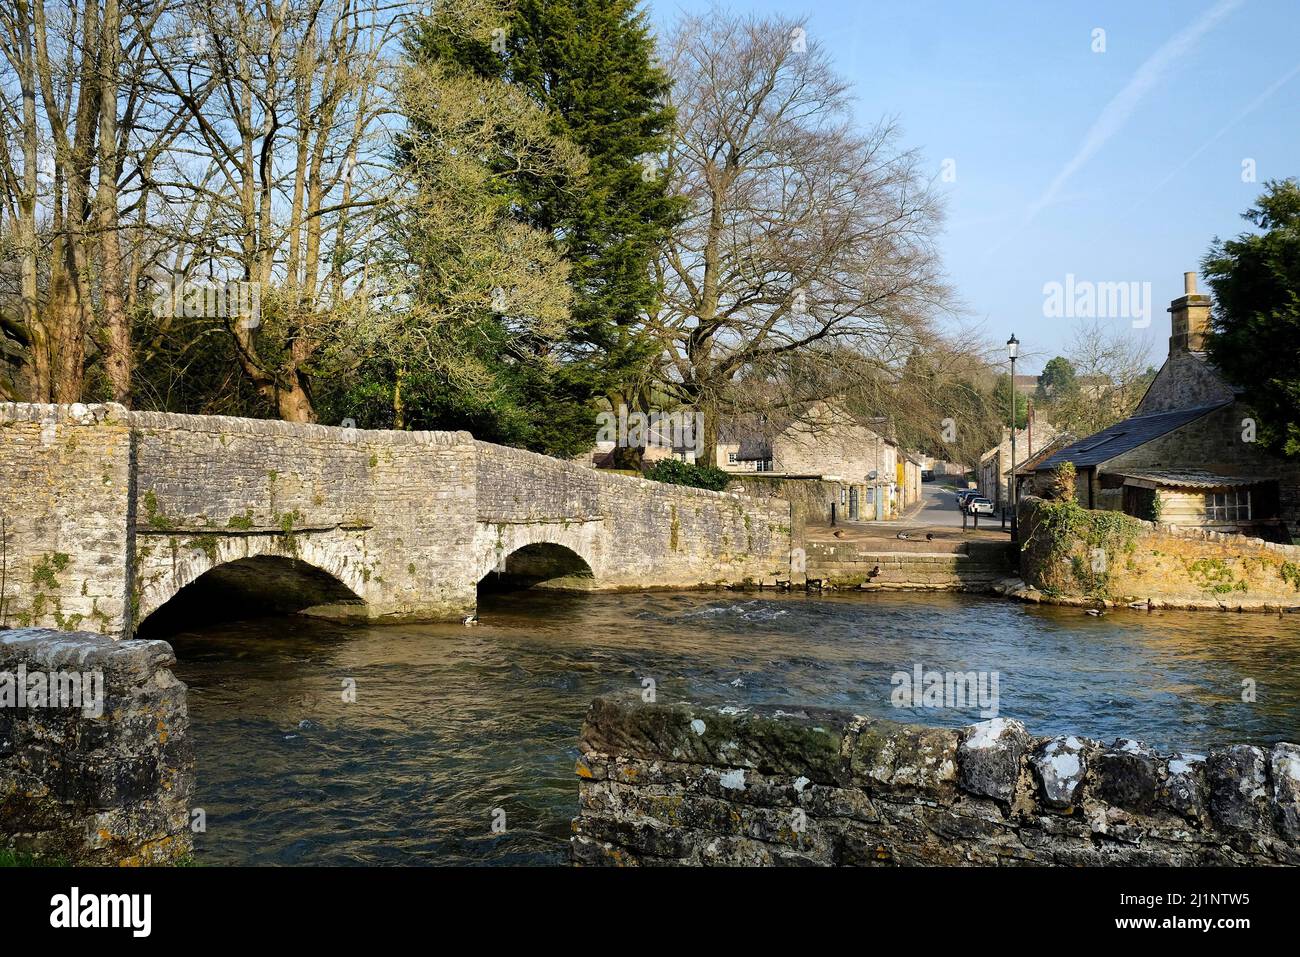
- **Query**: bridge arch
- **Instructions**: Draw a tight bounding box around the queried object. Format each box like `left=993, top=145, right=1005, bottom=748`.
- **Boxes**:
left=473, top=521, right=601, bottom=589
left=134, top=532, right=369, bottom=635
left=479, top=542, right=595, bottom=591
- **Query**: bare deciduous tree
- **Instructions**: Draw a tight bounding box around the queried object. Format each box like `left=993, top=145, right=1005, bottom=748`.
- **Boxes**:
left=140, top=0, right=401, bottom=420
left=1052, top=319, right=1157, bottom=435
left=651, top=11, right=951, bottom=461
left=0, top=0, right=170, bottom=403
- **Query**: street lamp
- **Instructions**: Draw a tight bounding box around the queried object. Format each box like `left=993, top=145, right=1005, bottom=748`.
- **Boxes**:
left=1007, top=333, right=1020, bottom=538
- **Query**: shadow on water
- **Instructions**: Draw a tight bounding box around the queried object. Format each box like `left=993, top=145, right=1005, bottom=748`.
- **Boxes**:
left=162, top=587, right=1300, bottom=865
left=135, top=555, right=364, bottom=640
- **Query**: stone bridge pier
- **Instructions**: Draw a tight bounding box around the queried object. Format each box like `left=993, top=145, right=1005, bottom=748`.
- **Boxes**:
left=0, top=404, right=792, bottom=636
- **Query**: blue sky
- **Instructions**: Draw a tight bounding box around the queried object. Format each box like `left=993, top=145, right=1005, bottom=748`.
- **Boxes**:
left=650, top=0, right=1300, bottom=373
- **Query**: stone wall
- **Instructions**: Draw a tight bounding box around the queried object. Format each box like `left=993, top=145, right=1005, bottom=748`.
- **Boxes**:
left=571, top=696, right=1300, bottom=866
left=0, top=628, right=193, bottom=865
left=0, top=404, right=134, bottom=635
left=1019, top=495, right=1300, bottom=610
left=725, top=476, right=840, bottom=537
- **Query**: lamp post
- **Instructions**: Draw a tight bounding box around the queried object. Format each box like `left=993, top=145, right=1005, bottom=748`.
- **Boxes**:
left=1007, top=333, right=1020, bottom=539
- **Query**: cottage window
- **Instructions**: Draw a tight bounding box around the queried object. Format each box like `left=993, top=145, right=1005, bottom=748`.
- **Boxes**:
left=755, top=458, right=774, bottom=473
left=727, top=452, right=737, bottom=464
left=1204, top=490, right=1251, bottom=522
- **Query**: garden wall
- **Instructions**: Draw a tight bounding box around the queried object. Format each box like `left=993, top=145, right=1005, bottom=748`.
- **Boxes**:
left=1018, top=496, right=1300, bottom=610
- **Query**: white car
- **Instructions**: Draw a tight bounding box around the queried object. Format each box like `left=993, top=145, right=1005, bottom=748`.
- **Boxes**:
left=965, top=496, right=995, bottom=515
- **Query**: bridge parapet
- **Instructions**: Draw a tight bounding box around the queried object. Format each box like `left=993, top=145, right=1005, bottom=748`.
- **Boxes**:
left=1, top=403, right=479, bottom=634
left=129, top=411, right=479, bottom=628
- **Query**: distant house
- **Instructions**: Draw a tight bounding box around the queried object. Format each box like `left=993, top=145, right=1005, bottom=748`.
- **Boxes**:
left=1032, top=272, right=1300, bottom=542
left=716, top=403, right=908, bottom=521
left=1012, top=374, right=1039, bottom=395
left=977, top=414, right=1060, bottom=509
left=899, top=451, right=923, bottom=509
left=1007, top=432, right=1075, bottom=501
left=586, top=429, right=697, bottom=469
left=914, top=453, right=968, bottom=481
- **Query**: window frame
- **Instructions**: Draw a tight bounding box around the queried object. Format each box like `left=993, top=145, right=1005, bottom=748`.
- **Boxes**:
left=1204, top=489, right=1251, bottom=522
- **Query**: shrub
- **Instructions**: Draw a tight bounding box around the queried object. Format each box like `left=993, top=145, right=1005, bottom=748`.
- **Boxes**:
left=643, top=458, right=732, bottom=491
left=1049, top=461, right=1077, bottom=502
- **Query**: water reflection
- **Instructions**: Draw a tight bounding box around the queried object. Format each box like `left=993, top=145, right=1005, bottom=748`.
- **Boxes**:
left=170, top=590, right=1300, bottom=865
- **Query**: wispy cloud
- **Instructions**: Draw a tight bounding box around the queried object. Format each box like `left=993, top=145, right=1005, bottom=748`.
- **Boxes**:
left=1142, top=59, right=1300, bottom=201
left=1024, top=0, right=1246, bottom=224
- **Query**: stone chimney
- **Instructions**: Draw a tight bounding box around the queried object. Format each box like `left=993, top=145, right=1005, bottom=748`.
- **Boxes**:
left=1168, top=271, right=1211, bottom=355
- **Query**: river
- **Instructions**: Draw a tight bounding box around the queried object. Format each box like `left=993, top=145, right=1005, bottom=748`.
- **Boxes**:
left=168, top=589, right=1300, bottom=865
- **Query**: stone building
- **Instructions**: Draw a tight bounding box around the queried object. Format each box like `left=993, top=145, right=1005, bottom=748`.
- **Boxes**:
left=1032, top=272, right=1300, bottom=542
left=715, top=403, right=904, bottom=521
left=1007, top=433, right=1074, bottom=502
left=899, top=452, right=923, bottom=509
left=977, top=414, right=1060, bottom=509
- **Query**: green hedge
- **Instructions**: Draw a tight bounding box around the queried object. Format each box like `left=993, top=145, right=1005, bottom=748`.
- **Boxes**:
left=643, top=459, right=732, bottom=491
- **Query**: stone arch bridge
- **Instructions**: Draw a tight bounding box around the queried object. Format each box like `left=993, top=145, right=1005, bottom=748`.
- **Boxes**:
left=0, top=404, right=792, bottom=636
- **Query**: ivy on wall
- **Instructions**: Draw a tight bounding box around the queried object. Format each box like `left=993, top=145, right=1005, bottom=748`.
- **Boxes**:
left=1023, top=499, right=1143, bottom=598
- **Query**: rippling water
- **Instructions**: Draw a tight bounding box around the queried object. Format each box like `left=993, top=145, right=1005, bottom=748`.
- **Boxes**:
left=169, top=590, right=1300, bottom=866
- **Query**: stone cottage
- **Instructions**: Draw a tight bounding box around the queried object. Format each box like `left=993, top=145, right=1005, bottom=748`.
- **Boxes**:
left=716, top=403, right=904, bottom=521
left=1032, top=272, right=1300, bottom=542
left=1008, top=432, right=1075, bottom=502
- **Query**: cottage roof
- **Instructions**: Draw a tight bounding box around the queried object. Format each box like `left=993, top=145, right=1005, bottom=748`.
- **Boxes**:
left=1006, top=433, right=1075, bottom=477
left=720, top=404, right=895, bottom=461
left=1112, top=469, right=1275, bottom=490
left=1034, top=403, right=1227, bottom=470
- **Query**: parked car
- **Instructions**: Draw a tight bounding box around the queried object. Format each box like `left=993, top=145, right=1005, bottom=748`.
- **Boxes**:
left=965, top=496, right=995, bottom=515
left=955, top=488, right=978, bottom=506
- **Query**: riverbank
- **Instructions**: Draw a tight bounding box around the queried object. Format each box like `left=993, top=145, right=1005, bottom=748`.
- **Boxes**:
left=991, top=575, right=1300, bottom=614
left=1017, top=495, right=1300, bottom=611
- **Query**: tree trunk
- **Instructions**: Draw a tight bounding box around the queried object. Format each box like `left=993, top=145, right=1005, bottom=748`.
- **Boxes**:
left=96, top=0, right=130, bottom=404
left=14, top=0, right=47, bottom=400
left=276, top=372, right=314, bottom=422
left=392, top=371, right=404, bottom=430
